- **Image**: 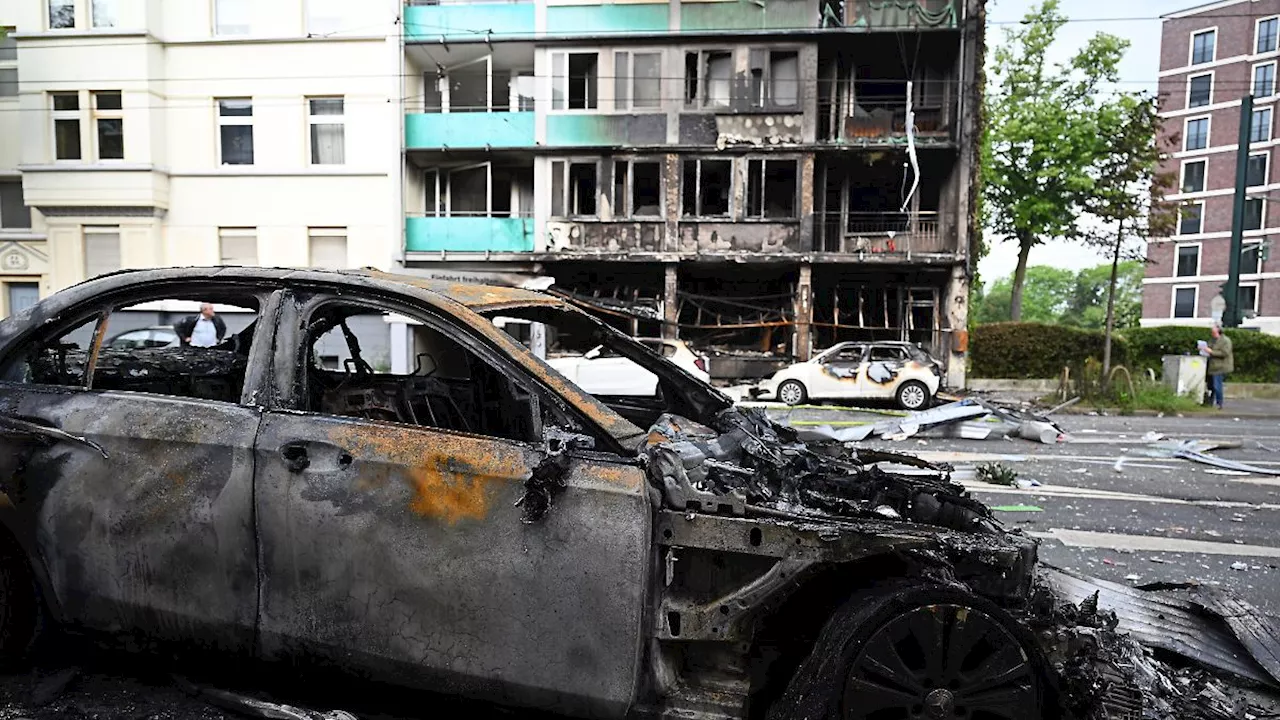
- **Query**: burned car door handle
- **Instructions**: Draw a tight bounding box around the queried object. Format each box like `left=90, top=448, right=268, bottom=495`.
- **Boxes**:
left=0, top=416, right=109, bottom=459
left=280, top=442, right=311, bottom=473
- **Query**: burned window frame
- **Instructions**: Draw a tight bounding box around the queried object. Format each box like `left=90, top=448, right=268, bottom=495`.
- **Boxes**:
left=610, top=156, right=664, bottom=219
left=744, top=156, right=799, bottom=220
left=0, top=283, right=278, bottom=406
left=684, top=48, right=734, bottom=109
left=551, top=158, right=601, bottom=218
left=748, top=47, right=802, bottom=110
left=551, top=50, right=600, bottom=111
left=680, top=156, right=733, bottom=219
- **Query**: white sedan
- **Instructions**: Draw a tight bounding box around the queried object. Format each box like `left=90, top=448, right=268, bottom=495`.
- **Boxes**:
left=753, top=341, right=941, bottom=410
left=547, top=338, right=711, bottom=396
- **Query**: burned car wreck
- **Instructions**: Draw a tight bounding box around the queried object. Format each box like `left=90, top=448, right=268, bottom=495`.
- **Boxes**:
left=0, top=267, right=1275, bottom=720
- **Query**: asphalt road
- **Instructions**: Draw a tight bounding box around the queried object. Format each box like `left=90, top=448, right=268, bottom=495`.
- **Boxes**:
left=768, top=405, right=1280, bottom=614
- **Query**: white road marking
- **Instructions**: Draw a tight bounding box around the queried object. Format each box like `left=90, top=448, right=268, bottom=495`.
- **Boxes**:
left=960, top=479, right=1280, bottom=511
left=909, top=450, right=1280, bottom=467
left=1033, top=528, right=1280, bottom=558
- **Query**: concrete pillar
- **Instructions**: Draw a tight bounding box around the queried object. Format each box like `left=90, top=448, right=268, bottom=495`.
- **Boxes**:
left=944, top=263, right=969, bottom=389
left=663, top=262, right=679, bottom=340
left=794, top=262, right=812, bottom=361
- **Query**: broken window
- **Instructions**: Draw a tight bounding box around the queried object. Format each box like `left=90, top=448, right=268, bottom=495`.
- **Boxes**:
left=681, top=158, right=731, bottom=217
left=451, top=165, right=488, bottom=215
left=745, top=159, right=798, bottom=219
left=750, top=50, right=800, bottom=108
left=551, top=160, right=599, bottom=217
left=612, top=159, right=663, bottom=217
left=686, top=50, right=731, bottom=108
left=3, top=296, right=261, bottom=404
left=615, top=51, right=661, bottom=110
left=552, top=52, right=598, bottom=110
left=303, top=303, right=551, bottom=443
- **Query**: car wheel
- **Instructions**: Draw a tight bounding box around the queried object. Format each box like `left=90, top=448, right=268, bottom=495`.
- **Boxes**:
left=0, top=536, right=40, bottom=667
left=895, top=380, right=930, bottom=411
left=777, top=380, right=808, bottom=406
left=768, top=582, right=1049, bottom=720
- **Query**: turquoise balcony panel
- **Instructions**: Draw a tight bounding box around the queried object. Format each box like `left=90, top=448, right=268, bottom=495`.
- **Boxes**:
left=545, top=113, right=667, bottom=147
left=405, top=112, right=535, bottom=150
left=545, top=3, right=669, bottom=35
left=680, top=0, right=814, bottom=32
left=405, top=217, right=535, bottom=252
left=404, top=3, right=535, bottom=42
left=841, top=0, right=958, bottom=29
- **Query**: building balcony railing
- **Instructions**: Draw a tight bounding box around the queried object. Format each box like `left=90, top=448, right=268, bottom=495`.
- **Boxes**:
left=826, top=0, right=958, bottom=30
left=405, top=215, right=535, bottom=252
left=816, top=211, right=950, bottom=255
left=405, top=112, right=536, bottom=150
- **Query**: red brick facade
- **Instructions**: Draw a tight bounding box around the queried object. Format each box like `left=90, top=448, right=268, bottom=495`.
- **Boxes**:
left=1150, top=0, right=1280, bottom=328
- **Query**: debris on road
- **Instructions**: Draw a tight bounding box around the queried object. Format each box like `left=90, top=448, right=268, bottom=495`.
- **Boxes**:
left=1145, top=440, right=1280, bottom=477
left=976, top=461, right=1019, bottom=486
left=801, top=398, right=1070, bottom=445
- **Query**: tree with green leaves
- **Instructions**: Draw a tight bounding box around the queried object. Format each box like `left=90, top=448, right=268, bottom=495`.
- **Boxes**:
left=975, top=266, right=1075, bottom=325
left=982, top=0, right=1128, bottom=321
left=1060, top=261, right=1145, bottom=330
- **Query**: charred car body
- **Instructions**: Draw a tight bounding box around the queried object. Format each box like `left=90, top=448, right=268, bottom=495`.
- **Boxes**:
left=0, top=268, right=1120, bottom=719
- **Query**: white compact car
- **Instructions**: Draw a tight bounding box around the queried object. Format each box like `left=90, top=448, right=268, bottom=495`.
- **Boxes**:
left=547, top=338, right=711, bottom=396
left=753, top=341, right=941, bottom=410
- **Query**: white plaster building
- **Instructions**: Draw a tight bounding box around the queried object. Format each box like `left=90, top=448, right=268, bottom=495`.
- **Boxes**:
left=0, top=0, right=404, bottom=316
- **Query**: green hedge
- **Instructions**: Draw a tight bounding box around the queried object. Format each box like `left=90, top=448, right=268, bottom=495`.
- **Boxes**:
left=970, top=323, right=1128, bottom=379
left=1122, top=326, right=1280, bottom=383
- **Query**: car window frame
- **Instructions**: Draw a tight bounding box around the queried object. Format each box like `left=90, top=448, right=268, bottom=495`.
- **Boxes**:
left=0, top=283, right=282, bottom=407
left=272, top=289, right=615, bottom=452
left=869, top=345, right=909, bottom=362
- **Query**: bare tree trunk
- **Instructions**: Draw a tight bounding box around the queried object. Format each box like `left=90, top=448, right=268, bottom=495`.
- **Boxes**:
left=1102, top=221, right=1124, bottom=377
left=1009, top=234, right=1033, bottom=322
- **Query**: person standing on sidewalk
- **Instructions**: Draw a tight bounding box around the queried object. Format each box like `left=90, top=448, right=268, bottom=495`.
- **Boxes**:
left=1204, top=323, right=1234, bottom=410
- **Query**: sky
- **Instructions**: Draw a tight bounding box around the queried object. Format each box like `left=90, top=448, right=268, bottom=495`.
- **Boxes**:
left=976, top=0, right=1173, bottom=284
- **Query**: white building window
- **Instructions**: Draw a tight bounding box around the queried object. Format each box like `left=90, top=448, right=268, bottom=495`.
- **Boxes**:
left=83, top=226, right=120, bottom=279
left=52, top=92, right=81, bottom=161
left=1239, top=283, right=1259, bottom=314
left=0, top=181, right=31, bottom=229
left=1185, top=116, right=1209, bottom=151
left=6, top=283, right=39, bottom=315
left=91, top=0, right=116, bottom=28
left=308, top=228, right=347, bottom=268
left=1179, top=202, right=1204, bottom=235
left=1259, top=17, right=1279, bottom=54
left=1172, top=286, right=1198, bottom=319
left=1252, top=107, right=1272, bottom=143
left=0, top=28, right=16, bottom=99
left=215, top=0, right=249, bottom=36
left=49, top=0, right=75, bottom=29
left=1191, top=29, right=1215, bottom=65
left=308, top=97, right=345, bottom=165
left=1175, top=244, right=1199, bottom=277
left=1255, top=63, right=1276, bottom=98
left=1248, top=152, right=1269, bottom=187
left=93, top=91, right=123, bottom=160
left=1243, top=242, right=1263, bottom=274
left=1187, top=73, right=1212, bottom=108
left=1181, top=159, right=1206, bottom=193
left=614, top=51, right=661, bottom=110
left=550, top=160, right=599, bottom=217
left=306, top=0, right=343, bottom=35
left=551, top=52, right=599, bottom=110
left=217, top=98, right=253, bottom=165
left=218, top=228, right=257, bottom=265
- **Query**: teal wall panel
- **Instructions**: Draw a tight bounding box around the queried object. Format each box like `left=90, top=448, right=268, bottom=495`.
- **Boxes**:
left=545, top=3, right=669, bottom=35
left=405, top=217, right=535, bottom=252
left=405, top=112, right=535, bottom=149
left=404, top=3, right=535, bottom=41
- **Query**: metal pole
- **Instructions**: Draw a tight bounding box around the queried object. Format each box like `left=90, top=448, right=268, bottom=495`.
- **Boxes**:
left=1225, top=94, right=1253, bottom=328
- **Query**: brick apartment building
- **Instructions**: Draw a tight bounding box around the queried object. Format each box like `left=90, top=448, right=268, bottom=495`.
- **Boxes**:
left=1151, top=0, right=1280, bottom=333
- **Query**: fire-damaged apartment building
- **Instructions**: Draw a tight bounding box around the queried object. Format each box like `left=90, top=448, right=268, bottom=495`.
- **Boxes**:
left=400, top=0, right=982, bottom=386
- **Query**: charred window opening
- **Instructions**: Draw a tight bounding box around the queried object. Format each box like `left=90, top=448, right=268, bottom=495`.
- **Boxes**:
left=553, top=52, right=599, bottom=110
left=746, top=159, right=798, bottom=219
left=681, top=158, right=731, bottom=218
left=3, top=296, right=260, bottom=403
left=551, top=160, right=599, bottom=218
left=612, top=159, right=663, bottom=218
left=686, top=50, right=731, bottom=108
left=750, top=50, right=800, bottom=108
left=303, top=303, right=545, bottom=443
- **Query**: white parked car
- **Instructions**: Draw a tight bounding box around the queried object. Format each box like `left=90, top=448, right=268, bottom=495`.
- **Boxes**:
left=753, top=341, right=942, bottom=410
left=547, top=338, right=710, bottom=396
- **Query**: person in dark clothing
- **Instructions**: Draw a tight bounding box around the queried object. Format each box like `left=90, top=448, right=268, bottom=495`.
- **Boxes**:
left=174, top=303, right=227, bottom=347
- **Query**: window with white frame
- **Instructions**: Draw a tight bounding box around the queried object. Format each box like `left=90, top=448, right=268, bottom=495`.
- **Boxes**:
left=614, top=51, right=661, bottom=110
left=551, top=52, right=598, bottom=110
left=1173, top=286, right=1197, bottom=318
left=306, top=0, right=343, bottom=35
left=1239, top=283, right=1259, bottom=314
left=1259, top=17, right=1279, bottom=54
left=550, top=160, right=599, bottom=217
left=746, top=158, right=798, bottom=218
left=1185, top=117, right=1209, bottom=151
left=1182, top=159, right=1207, bottom=193
left=218, top=228, right=257, bottom=265
left=749, top=50, right=800, bottom=109
left=308, top=97, right=344, bottom=165
left=83, top=226, right=121, bottom=279
left=91, top=0, right=117, bottom=28
left=215, top=0, right=250, bottom=36
left=217, top=98, right=253, bottom=165
left=0, top=181, right=31, bottom=229
left=0, top=28, right=16, bottom=100
left=308, top=228, right=347, bottom=269
left=93, top=91, right=123, bottom=161
left=1191, top=29, right=1216, bottom=65
left=610, top=159, right=663, bottom=218
left=1248, top=152, right=1269, bottom=187
left=1252, top=107, right=1272, bottom=143
left=1188, top=73, right=1212, bottom=108
left=1255, top=63, right=1276, bottom=98
left=1180, top=202, right=1204, bottom=235
left=1176, top=244, right=1200, bottom=277
left=48, top=0, right=74, bottom=29
left=1245, top=197, right=1265, bottom=231
left=1242, top=242, right=1263, bottom=274
left=52, top=92, right=81, bottom=161
left=6, top=283, right=39, bottom=315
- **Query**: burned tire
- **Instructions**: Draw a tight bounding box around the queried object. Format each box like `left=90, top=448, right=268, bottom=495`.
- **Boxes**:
left=778, top=380, right=808, bottom=406
left=895, top=381, right=931, bottom=411
left=767, top=582, right=1048, bottom=720
left=0, top=535, right=39, bottom=667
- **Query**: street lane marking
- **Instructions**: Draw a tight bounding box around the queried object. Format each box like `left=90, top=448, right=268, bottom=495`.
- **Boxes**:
left=960, top=480, right=1280, bottom=511
left=910, top=450, right=1280, bottom=467
left=1033, top=528, right=1280, bottom=558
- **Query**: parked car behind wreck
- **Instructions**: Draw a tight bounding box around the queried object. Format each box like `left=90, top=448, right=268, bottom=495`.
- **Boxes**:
left=0, top=268, right=1269, bottom=720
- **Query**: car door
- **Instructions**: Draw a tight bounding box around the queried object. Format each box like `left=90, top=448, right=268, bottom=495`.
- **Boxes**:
left=816, top=343, right=867, bottom=399
left=0, top=287, right=275, bottom=653
left=253, top=291, right=651, bottom=719
left=865, top=345, right=909, bottom=399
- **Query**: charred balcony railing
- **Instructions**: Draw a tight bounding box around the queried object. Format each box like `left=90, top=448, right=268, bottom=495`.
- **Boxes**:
left=817, top=211, right=949, bottom=255
left=820, top=0, right=959, bottom=29
left=817, top=98, right=951, bottom=145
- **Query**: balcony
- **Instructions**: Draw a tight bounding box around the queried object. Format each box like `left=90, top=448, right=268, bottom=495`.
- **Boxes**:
left=825, top=0, right=958, bottom=30
left=546, top=2, right=669, bottom=35
left=816, top=212, right=951, bottom=256
left=545, top=114, right=667, bottom=148
left=405, top=112, right=535, bottom=150
left=405, top=216, right=535, bottom=252
left=680, top=0, right=815, bottom=33
left=819, top=100, right=951, bottom=147
left=404, top=2, right=535, bottom=42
